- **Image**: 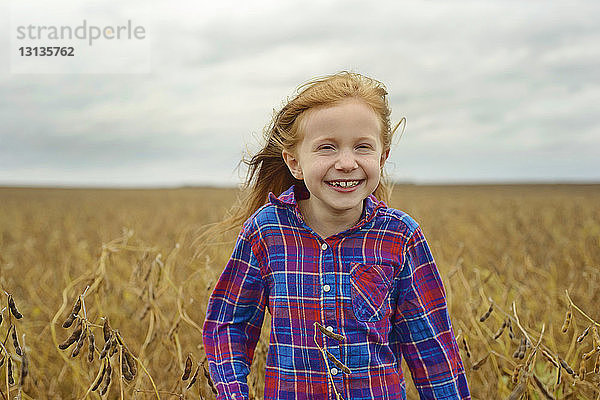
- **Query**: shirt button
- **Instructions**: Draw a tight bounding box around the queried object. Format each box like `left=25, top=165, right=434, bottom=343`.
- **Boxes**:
left=323, top=284, right=331, bottom=292
left=326, top=326, right=334, bottom=332
left=321, top=243, right=328, bottom=251
left=331, top=367, right=339, bottom=376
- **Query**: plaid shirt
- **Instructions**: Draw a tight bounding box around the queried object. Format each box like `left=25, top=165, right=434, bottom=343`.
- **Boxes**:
left=203, top=186, right=470, bottom=400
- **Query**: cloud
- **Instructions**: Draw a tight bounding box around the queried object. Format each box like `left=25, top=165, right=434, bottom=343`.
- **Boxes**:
left=0, top=0, right=598, bottom=186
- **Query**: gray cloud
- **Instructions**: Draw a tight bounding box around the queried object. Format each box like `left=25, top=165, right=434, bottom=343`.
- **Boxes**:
left=1, top=0, right=598, bottom=186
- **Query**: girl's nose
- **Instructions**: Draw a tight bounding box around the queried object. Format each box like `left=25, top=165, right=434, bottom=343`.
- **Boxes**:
left=335, top=150, right=358, bottom=171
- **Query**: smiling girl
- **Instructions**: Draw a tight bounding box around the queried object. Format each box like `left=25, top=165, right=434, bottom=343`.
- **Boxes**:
left=202, top=71, right=470, bottom=400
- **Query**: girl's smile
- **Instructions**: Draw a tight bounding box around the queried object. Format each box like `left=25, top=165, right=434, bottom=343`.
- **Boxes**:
left=326, top=179, right=363, bottom=189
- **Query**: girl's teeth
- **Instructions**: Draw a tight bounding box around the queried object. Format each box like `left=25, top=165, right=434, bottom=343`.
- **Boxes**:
left=330, top=180, right=360, bottom=188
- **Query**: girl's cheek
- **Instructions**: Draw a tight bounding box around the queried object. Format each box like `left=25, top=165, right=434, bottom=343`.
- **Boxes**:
left=363, top=157, right=382, bottom=169
left=316, top=159, right=333, bottom=169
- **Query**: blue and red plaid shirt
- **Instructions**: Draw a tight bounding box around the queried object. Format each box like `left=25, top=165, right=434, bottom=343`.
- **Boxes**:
left=203, top=185, right=470, bottom=400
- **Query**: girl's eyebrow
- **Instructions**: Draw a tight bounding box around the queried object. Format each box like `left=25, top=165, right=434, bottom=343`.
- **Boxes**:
left=355, top=136, right=377, bottom=143
left=311, top=137, right=338, bottom=146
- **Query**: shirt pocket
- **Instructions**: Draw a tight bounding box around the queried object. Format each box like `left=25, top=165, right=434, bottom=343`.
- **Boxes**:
left=350, top=262, right=392, bottom=323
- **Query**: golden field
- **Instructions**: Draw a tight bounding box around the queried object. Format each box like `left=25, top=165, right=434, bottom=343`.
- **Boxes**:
left=0, top=184, right=599, bottom=399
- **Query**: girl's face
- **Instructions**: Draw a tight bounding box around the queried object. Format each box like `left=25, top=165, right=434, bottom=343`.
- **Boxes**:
left=282, top=98, right=388, bottom=220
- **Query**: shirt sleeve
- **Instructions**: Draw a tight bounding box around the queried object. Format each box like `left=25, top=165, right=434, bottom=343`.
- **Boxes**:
left=389, top=226, right=470, bottom=399
left=202, top=223, right=268, bottom=400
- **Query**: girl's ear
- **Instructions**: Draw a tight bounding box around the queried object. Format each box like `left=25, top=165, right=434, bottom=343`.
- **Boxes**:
left=282, top=149, right=303, bottom=180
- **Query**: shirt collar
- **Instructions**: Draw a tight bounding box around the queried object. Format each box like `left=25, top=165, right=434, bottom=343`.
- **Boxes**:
left=268, top=185, right=385, bottom=234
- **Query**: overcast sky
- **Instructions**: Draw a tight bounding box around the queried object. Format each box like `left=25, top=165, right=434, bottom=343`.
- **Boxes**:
left=1, top=0, right=599, bottom=187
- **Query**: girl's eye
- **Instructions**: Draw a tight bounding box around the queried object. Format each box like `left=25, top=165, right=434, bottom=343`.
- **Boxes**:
left=356, top=144, right=373, bottom=151
left=318, top=144, right=335, bottom=151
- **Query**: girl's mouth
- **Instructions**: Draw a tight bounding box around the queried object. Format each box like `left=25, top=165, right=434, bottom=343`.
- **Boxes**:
left=326, top=180, right=363, bottom=189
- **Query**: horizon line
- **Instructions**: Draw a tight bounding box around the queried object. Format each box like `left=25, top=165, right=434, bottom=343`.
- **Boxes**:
left=1, top=179, right=599, bottom=190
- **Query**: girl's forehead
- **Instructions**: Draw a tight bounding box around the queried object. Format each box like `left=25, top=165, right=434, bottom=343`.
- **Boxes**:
left=299, top=99, right=382, bottom=140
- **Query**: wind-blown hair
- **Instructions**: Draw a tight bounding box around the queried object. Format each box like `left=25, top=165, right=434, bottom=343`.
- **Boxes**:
left=219, top=71, right=400, bottom=234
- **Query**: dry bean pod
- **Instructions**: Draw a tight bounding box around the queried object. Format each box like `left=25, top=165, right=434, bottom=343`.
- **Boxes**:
left=577, top=326, right=591, bottom=343
left=561, top=306, right=572, bottom=333
left=99, top=362, right=112, bottom=395
left=182, top=354, right=193, bottom=381
left=103, top=318, right=112, bottom=342
left=62, top=313, right=77, bottom=329
left=91, top=361, right=106, bottom=392
left=121, top=354, right=134, bottom=381
left=71, top=327, right=88, bottom=357
left=203, top=361, right=217, bottom=394
left=12, top=326, right=22, bottom=356
left=59, top=324, right=83, bottom=350
left=8, top=357, right=15, bottom=385
left=88, top=332, right=95, bottom=362
left=186, top=365, right=200, bottom=390
left=560, top=359, right=574, bottom=375
left=479, top=303, right=493, bottom=322
left=8, top=295, right=23, bottom=319
left=123, top=349, right=137, bottom=376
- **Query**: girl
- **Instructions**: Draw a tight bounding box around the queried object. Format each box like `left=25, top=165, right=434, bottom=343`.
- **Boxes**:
left=202, top=72, right=470, bottom=400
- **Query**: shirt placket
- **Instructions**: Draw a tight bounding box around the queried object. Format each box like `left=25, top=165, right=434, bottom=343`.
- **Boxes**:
left=319, top=239, right=345, bottom=398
